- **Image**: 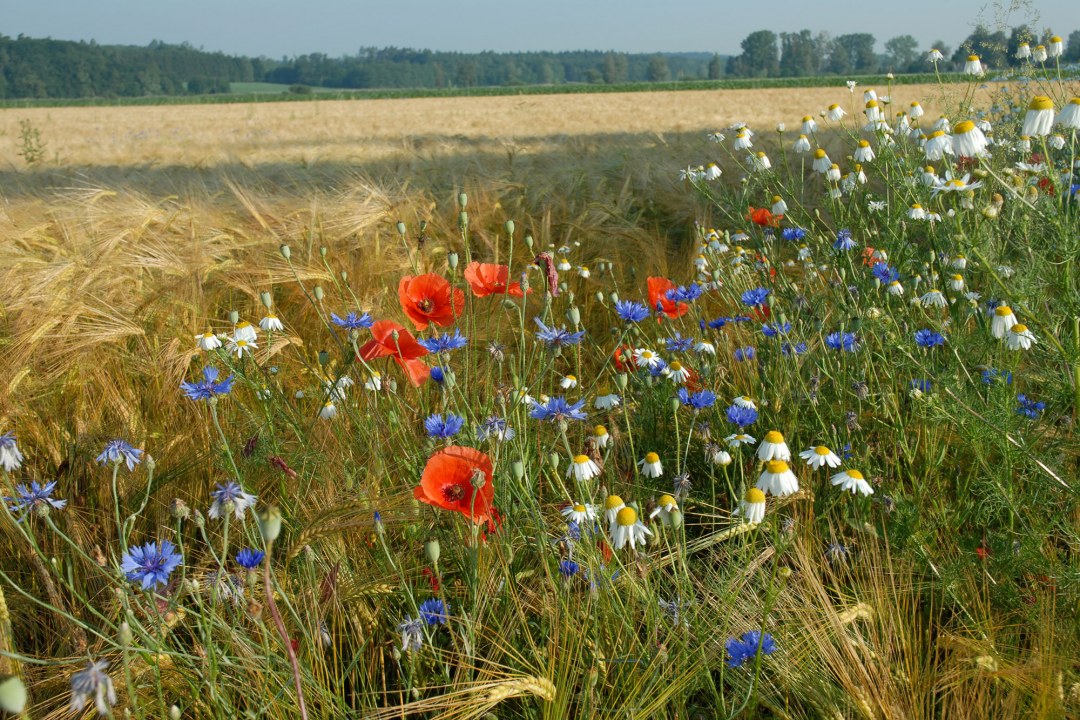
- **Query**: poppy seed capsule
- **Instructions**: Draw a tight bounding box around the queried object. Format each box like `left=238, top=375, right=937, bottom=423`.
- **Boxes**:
left=424, top=539, right=441, bottom=564
left=458, top=192, right=468, bottom=209
left=260, top=291, right=273, bottom=309
left=319, top=245, right=327, bottom=257
left=504, top=220, right=515, bottom=236
left=228, top=310, right=239, bottom=324
left=447, top=252, right=459, bottom=270
left=314, top=285, right=324, bottom=301
left=512, top=460, right=525, bottom=480
left=279, top=244, right=291, bottom=259
left=396, top=221, right=407, bottom=236
left=524, top=234, right=534, bottom=249
left=258, top=506, right=283, bottom=543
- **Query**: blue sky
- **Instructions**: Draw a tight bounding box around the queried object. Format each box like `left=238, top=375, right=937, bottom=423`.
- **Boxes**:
left=4, top=0, right=1072, bottom=57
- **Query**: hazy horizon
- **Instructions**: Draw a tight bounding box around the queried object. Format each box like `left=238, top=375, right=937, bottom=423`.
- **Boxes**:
left=4, top=0, right=1073, bottom=59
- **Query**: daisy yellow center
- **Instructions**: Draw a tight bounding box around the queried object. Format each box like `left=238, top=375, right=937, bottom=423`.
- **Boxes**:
left=266, top=314, right=277, bottom=319
left=236, top=321, right=251, bottom=329
left=846, top=470, right=864, bottom=480
left=814, top=446, right=832, bottom=455
left=994, top=305, right=1013, bottom=316
left=798, top=134, right=807, bottom=139
left=828, top=103, right=840, bottom=111
left=736, top=434, right=750, bottom=441
left=616, top=507, right=638, bottom=527
left=772, top=195, right=782, bottom=203
left=645, top=452, right=660, bottom=464
left=1029, top=96, right=1054, bottom=111
left=595, top=425, right=608, bottom=436
left=765, top=460, right=790, bottom=474
left=565, top=375, right=577, bottom=381
left=1071, top=98, right=1080, bottom=106
left=236, top=340, right=248, bottom=347
left=830, top=163, right=839, bottom=170
left=746, top=488, right=766, bottom=503
left=669, top=361, right=683, bottom=371
left=952, top=274, right=963, bottom=281
left=889, top=280, right=900, bottom=286
left=929, top=130, right=945, bottom=139
left=954, top=120, right=975, bottom=134
left=910, top=102, right=921, bottom=107
left=1035, top=45, right=1045, bottom=50
left=658, top=494, right=676, bottom=507
left=573, top=455, right=590, bottom=465
left=911, top=203, right=923, bottom=209
left=865, top=100, right=878, bottom=108
left=802, top=115, right=812, bottom=122
left=1051, top=36, right=1062, bottom=43
left=573, top=504, right=586, bottom=513
left=756, top=151, right=766, bottom=158
left=1012, top=324, right=1028, bottom=333
left=640, top=350, right=654, bottom=359
left=203, top=332, right=214, bottom=339
left=814, top=149, right=827, bottom=159
left=605, top=495, right=624, bottom=510
left=858, top=140, right=870, bottom=148
left=323, top=401, right=333, bottom=408
left=764, top=431, right=784, bottom=443
left=924, top=166, right=935, bottom=173
left=967, top=54, right=979, bottom=61
left=579, top=266, right=588, bottom=272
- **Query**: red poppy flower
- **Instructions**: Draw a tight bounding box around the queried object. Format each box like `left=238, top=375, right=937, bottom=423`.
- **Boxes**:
left=747, top=206, right=782, bottom=228
left=413, top=446, right=495, bottom=523
left=463, top=261, right=526, bottom=298
left=398, top=273, right=465, bottom=331
left=613, top=344, right=634, bottom=373
left=647, top=277, right=689, bottom=321
left=357, top=320, right=430, bottom=386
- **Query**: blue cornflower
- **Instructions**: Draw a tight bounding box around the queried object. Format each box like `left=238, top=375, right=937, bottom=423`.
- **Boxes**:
left=559, top=560, right=580, bottom=578
left=477, top=416, right=515, bottom=443
left=70, top=660, right=117, bottom=716
left=209, top=481, right=257, bottom=520
left=781, top=227, right=806, bottom=242
left=910, top=379, right=933, bottom=393
left=0, top=431, right=25, bottom=472
left=424, top=413, right=465, bottom=439
left=566, top=520, right=582, bottom=541
left=614, top=300, right=650, bottom=323
left=1016, top=394, right=1046, bottom=419
left=121, top=539, right=183, bottom=590
left=96, top=440, right=143, bottom=471
left=761, top=322, right=791, bottom=337
left=741, top=287, right=771, bottom=307
left=872, top=264, right=900, bottom=283
left=833, top=229, right=857, bottom=251
left=678, top=388, right=717, bottom=410
left=180, top=366, right=235, bottom=401
left=430, top=366, right=445, bottom=384
left=733, top=346, right=756, bottom=362
left=707, top=316, right=732, bottom=329
left=984, top=298, right=1004, bottom=314
left=235, top=548, right=265, bottom=569
left=665, top=332, right=694, bottom=353
left=725, top=630, right=777, bottom=668
left=534, top=318, right=585, bottom=348
left=418, top=329, right=468, bottom=354
left=666, top=283, right=705, bottom=303
left=732, top=315, right=753, bottom=323
left=825, top=331, right=858, bottom=352
left=397, top=617, right=424, bottom=653
left=4, top=481, right=67, bottom=518
left=914, top=329, right=946, bottom=348
left=981, top=368, right=1013, bottom=385
left=841, top=443, right=853, bottom=460
left=330, top=311, right=374, bottom=330
left=647, top=358, right=669, bottom=377
left=418, top=598, right=449, bottom=625
left=530, top=396, right=587, bottom=423
left=781, top=341, right=808, bottom=356
left=725, top=404, right=758, bottom=428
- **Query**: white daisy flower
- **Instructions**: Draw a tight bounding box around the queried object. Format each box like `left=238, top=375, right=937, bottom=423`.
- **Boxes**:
left=567, top=455, right=601, bottom=482
left=591, top=425, right=611, bottom=449
left=963, top=54, right=983, bottom=76
left=771, top=195, right=788, bottom=214
left=733, top=395, right=757, bottom=410
left=649, top=494, right=679, bottom=524
left=920, top=290, right=948, bottom=308
left=826, top=103, right=846, bottom=122
left=694, top=341, right=716, bottom=355
left=831, top=469, right=874, bottom=496
left=560, top=375, right=578, bottom=390
left=638, top=452, right=663, bottom=478
left=319, top=401, right=337, bottom=420
left=949, top=274, right=965, bottom=292
left=812, top=148, right=832, bottom=173
left=196, top=331, right=223, bottom=351
left=594, top=393, right=621, bottom=410
left=667, top=361, right=691, bottom=384
left=603, top=495, right=626, bottom=530
left=726, top=433, right=756, bottom=449
left=1056, top=98, right=1080, bottom=129
left=853, top=139, right=875, bottom=163
left=735, top=487, right=766, bottom=524
left=233, top=321, right=258, bottom=344
left=793, top=134, right=812, bottom=153
left=801, top=116, right=817, bottom=135
left=990, top=305, right=1018, bottom=338
left=633, top=348, right=662, bottom=369
left=561, top=502, right=598, bottom=525
left=756, top=460, right=799, bottom=497
left=799, top=445, right=841, bottom=469
left=1022, top=97, right=1055, bottom=137
left=610, top=507, right=652, bottom=550
left=711, top=448, right=733, bottom=466
left=259, top=315, right=284, bottom=332
left=226, top=338, right=257, bottom=358
left=1005, top=323, right=1037, bottom=351
left=364, top=371, right=382, bottom=392
left=756, top=431, right=791, bottom=462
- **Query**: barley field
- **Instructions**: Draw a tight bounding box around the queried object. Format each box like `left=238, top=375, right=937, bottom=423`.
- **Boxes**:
left=1, top=70, right=1079, bottom=720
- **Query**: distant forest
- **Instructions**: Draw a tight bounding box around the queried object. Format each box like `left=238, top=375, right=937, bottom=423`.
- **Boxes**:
left=1, top=26, right=1078, bottom=99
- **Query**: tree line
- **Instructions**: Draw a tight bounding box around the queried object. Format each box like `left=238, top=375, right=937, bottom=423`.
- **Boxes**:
left=1, top=25, right=1078, bottom=99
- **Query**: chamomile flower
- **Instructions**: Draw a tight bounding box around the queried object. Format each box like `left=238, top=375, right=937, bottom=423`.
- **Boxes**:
left=711, top=447, right=733, bottom=466
left=1048, top=35, right=1064, bottom=58
left=196, top=331, right=223, bottom=351
left=603, top=495, right=626, bottom=528
left=853, top=139, right=875, bottom=162
left=919, top=289, right=948, bottom=308
left=831, top=469, right=874, bottom=496
left=800, top=445, right=841, bottom=469
left=726, top=432, right=756, bottom=449
left=650, top=494, right=679, bottom=524
left=638, top=452, right=663, bottom=478
left=826, top=103, right=846, bottom=122
left=560, top=375, right=578, bottom=390
left=562, top=502, right=598, bottom=525
left=735, top=487, right=766, bottom=524
left=923, top=130, right=953, bottom=161
left=991, top=305, right=1018, bottom=338
left=259, top=314, right=283, bottom=332
left=801, top=115, right=817, bottom=134
left=226, top=338, right=257, bottom=359
left=567, top=455, right=602, bottom=482
left=963, top=54, right=983, bottom=75
left=756, top=431, right=791, bottom=462
left=948, top=274, right=965, bottom=292
left=926, top=49, right=943, bottom=63
left=594, top=393, right=621, bottom=410
left=733, top=130, right=753, bottom=150
left=633, top=348, right=662, bottom=369
left=233, top=321, right=258, bottom=343
left=694, top=340, right=716, bottom=354
left=1032, top=45, right=1048, bottom=62
left=951, top=120, right=989, bottom=157
left=749, top=151, right=772, bottom=171
left=592, top=425, right=611, bottom=448
left=1015, top=42, right=1031, bottom=59
left=887, top=280, right=905, bottom=296
left=756, top=460, right=799, bottom=497
left=611, top=507, right=652, bottom=550
left=793, top=134, right=812, bottom=153
left=771, top=195, right=788, bottom=214
left=812, top=148, right=831, bottom=173
left=667, top=361, right=691, bottom=383
left=319, top=400, right=337, bottom=419
left=1022, top=96, right=1055, bottom=137
left=908, top=203, right=927, bottom=220
left=1005, top=323, right=1037, bottom=350
left=364, top=371, right=382, bottom=392
left=1056, top=98, right=1080, bottom=129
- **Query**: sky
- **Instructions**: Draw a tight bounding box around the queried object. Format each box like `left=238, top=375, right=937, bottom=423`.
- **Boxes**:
left=3, top=0, right=1073, bottom=58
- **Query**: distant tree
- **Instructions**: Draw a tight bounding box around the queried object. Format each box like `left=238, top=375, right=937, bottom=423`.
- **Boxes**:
left=779, top=30, right=817, bottom=77
left=884, top=35, right=919, bottom=72
left=1064, top=29, right=1080, bottom=61
left=727, top=30, right=779, bottom=77
left=646, top=54, right=669, bottom=82
left=953, top=26, right=1008, bottom=71
left=455, top=60, right=478, bottom=87
left=828, top=33, right=877, bottom=74
left=708, top=53, right=723, bottom=79
left=602, top=52, right=628, bottom=84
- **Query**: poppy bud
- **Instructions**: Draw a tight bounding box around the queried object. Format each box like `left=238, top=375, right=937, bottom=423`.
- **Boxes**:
left=615, top=373, right=628, bottom=390
left=319, top=246, right=327, bottom=257
left=424, top=538, right=441, bottom=564
left=524, top=234, right=534, bottom=249
left=549, top=453, right=560, bottom=471
left=117, top=621, right=133, bottom=646
left=260, top=291, right=273, bottom=309
left=396, top=221, right=407, bottom=236
left=595, top=292, right=604, bottom=303
left=228, top=310, right=239, bottom=324
left=504, top=220, right=515, bottom=236
left=318, top=351, right=330, bottom=366
left=458, top=192, right=468, bottom=209
left=448, top=252, right=459, bottom=270
left=340, top=271, right=348, bottom=282
left=512, top=460, right=525, bottom=480
left=279, top=244, right=291, bottom=260
left=258, top=506, right=283, bottom=543
left=669, top=398, right=681, bottom=413
left=169, top=706, right=182, bottom=720
left=314, top=285, right=324, bottom=301
left=609, top=292, right=620, bottom=303
left=567, top=307, right=580, bottom=326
